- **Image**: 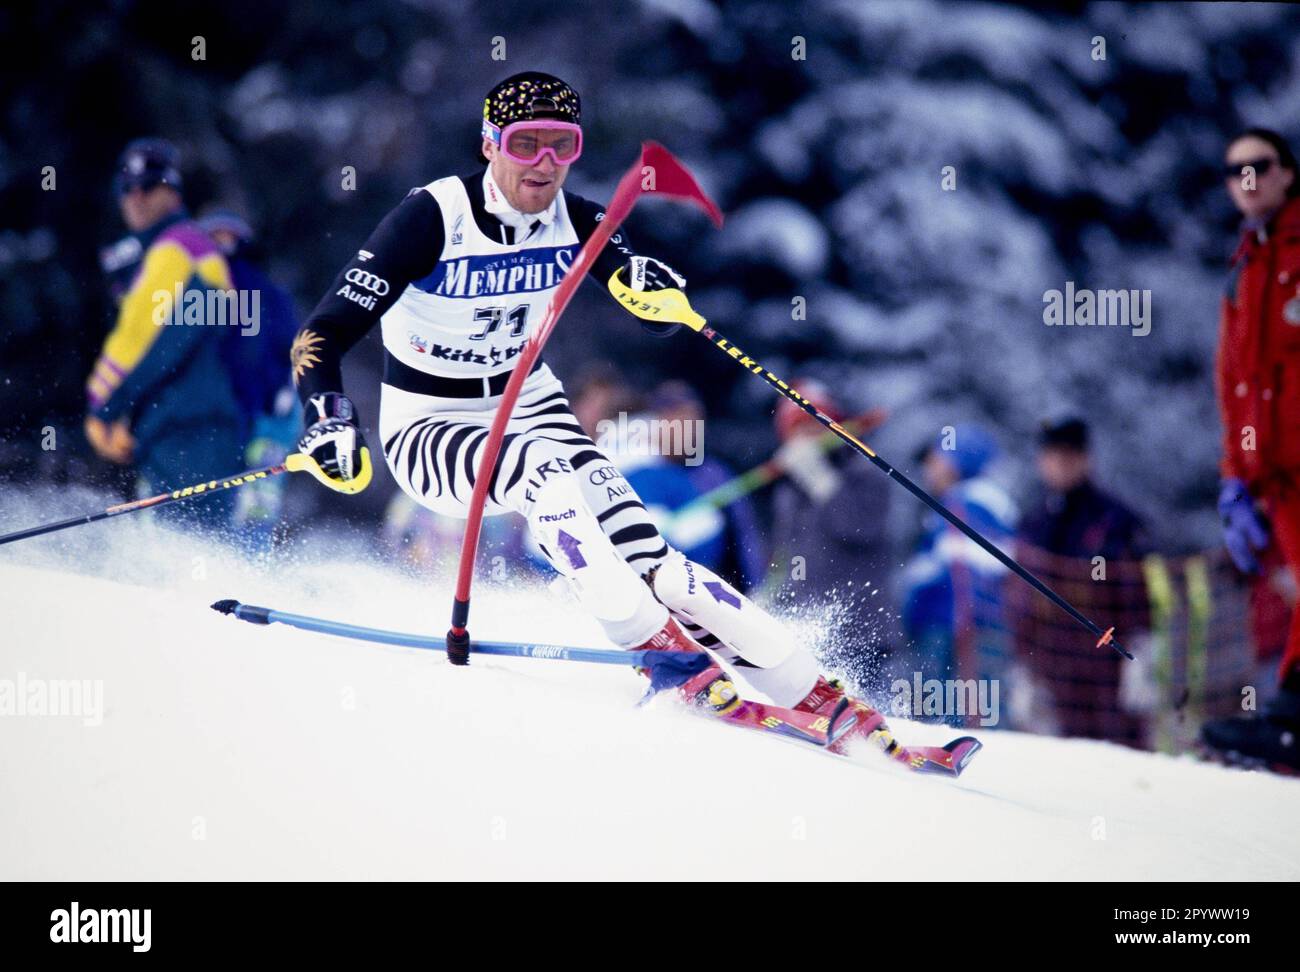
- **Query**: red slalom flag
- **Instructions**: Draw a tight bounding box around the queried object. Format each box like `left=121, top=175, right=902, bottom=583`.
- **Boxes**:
left=637, top=141, right=724, bottom=228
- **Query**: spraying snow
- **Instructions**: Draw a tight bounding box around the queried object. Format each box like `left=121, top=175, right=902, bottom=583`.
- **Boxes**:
left=1, top=505, right=1297, bottom=881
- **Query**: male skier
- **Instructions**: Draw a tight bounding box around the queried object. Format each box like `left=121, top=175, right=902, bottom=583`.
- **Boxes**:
left=290, top=71, right=887, bottom=741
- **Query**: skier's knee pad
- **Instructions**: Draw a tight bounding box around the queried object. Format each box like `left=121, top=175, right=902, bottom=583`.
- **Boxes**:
left=651, top=552, right=819, bottom=706
left=526, top=475, right=666, bottom=647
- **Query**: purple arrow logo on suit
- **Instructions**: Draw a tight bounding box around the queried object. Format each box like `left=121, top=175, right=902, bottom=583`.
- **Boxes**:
left=557, top=529, right=587, bottom=569
left=704, top=581, right=741, bottom=608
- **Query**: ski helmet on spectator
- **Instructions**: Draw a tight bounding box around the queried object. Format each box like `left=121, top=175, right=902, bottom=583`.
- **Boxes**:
left=114, top=138, right=183, bottom=196
left=931, top=424, right=998, bottom=479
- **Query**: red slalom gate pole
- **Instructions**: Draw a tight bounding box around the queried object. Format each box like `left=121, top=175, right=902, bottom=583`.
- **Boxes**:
left=445, top=142, right=724, bottom=664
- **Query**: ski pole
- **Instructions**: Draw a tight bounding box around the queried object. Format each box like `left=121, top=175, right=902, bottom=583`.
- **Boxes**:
left=0, top=450, right=369, bottom=547
left=607, top=270, right=1133, bottom=660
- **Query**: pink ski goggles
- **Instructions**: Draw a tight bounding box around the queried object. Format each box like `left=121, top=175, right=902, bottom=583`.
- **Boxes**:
left=482, top=119, right=583, bottom=166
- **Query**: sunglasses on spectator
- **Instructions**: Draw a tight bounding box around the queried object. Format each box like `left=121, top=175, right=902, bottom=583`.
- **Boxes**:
left=1222, top=157, right=1277, bottom=179
left=114, top=173, right=167, bottom=197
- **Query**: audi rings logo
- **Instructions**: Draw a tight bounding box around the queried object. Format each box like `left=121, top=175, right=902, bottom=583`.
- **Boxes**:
left=588, top=465, right=624, bottom=485
left=346, top=268, right=390, bottom=295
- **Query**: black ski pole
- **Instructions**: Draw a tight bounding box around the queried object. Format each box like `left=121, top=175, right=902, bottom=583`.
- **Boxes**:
left=607, top=270, right=1133, bottom=660
left=0, top=449, right=371, bottom=547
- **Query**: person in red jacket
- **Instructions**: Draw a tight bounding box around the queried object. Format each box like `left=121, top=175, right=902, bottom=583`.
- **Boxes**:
left=1201, top=128, right=1300, bottom=771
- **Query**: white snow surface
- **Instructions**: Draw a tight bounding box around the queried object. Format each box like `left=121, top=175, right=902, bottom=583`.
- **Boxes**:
left=1, top=514, right=1298, bottom=881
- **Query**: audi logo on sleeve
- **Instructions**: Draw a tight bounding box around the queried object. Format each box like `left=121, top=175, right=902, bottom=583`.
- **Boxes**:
left=336, top=268, right=392, bottom=311
left=345, top=268, right=391, bottom=295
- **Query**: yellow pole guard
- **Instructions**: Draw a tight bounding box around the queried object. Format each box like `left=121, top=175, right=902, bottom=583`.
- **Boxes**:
left=286, top=447, right=374, bottom=495
left=606, top=267, right=708, bottom=332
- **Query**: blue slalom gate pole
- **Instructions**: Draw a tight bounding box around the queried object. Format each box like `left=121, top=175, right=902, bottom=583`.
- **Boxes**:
left=210, top=599, right=651, bottom=668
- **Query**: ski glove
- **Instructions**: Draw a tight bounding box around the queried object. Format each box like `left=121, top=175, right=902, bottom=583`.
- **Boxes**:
left=298, top=392, right=372, bottom=492
left=624, top=256, right=686, bottom=338
left=1218, top=478, right=1269, bottom=574
left=776, top=434, right=842, bottom=503
left=84, top=415, right=136, bottom=465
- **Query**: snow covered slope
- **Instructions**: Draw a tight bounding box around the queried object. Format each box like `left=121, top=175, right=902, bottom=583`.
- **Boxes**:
left=1, top=516, right=1298, bottom=881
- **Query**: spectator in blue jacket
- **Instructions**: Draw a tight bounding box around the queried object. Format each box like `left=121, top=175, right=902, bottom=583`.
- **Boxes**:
left=901, top=424, right=1018, bottom=686
left=199, top=211, right=300, bottom=443
left=646, top=381, right=767, bottom=592
left=199, top=210, right=301, bottom=548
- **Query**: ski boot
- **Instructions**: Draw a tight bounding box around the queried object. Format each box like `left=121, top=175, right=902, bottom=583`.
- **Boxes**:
left=1200, top=684, right=1300, bottom=774
left=794, top=675, right=895, bottom=757
left=633, top=618, right=740, bottom=715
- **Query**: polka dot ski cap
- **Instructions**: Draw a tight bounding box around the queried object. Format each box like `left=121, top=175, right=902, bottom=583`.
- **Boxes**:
left=481, top=71, right=581, bottom=161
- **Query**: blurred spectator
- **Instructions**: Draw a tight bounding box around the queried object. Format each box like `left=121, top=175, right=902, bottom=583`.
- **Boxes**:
left=1202, top=127, right=1300, bottom=770
left=767, top=381, right=893, bottom=660
left=1019, top=417, right=1149, bottom=559
left=200, top=210, right=301, bottom=548
left=98, top=233, right=144, bottom=306
left=646, top=381, right=766, bottom=591
left=199, top=210, right=299, bottom=440
left=84, top=139, right=242, bottom=527
left=1246, top=548, right=1296, bottom=689
left=604, top=397, right=726, bottom=575
left=382, top=490, right=532, bottom=575
left=901, top=425, right=1017, bottom=687
left=569, top=361, right=639, bottom=440
left=1012, top=417, right=1151, bottom=746
left=572, top=369, right=734, bottom=576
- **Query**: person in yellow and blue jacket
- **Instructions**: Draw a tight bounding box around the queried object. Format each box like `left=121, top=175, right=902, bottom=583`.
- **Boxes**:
left=85, top=139, right=242, bottom=527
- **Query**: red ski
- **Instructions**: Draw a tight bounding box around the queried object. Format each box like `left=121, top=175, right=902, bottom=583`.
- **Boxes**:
left=696, top=686, right=981, bottom=777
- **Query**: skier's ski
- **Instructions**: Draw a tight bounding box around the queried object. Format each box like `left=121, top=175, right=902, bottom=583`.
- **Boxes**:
left=698, top=690, right=982, bottom=778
